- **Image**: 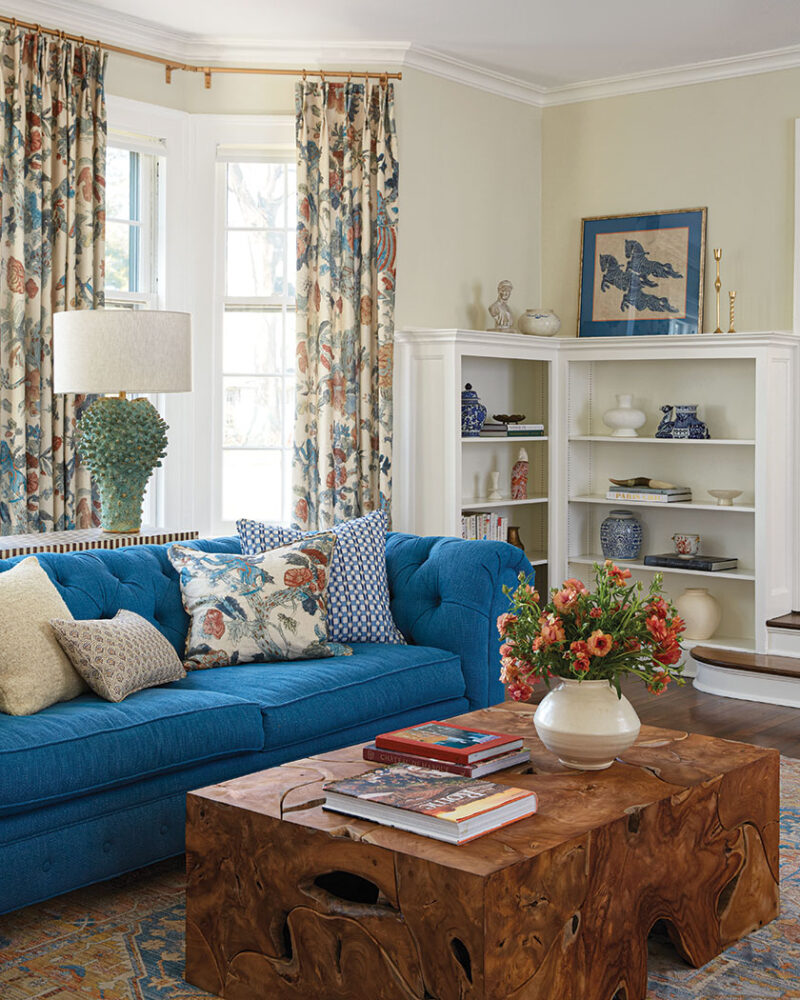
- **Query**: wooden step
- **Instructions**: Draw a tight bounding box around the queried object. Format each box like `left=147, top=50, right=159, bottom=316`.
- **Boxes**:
left=691, top=645, right=800, bottom=680
left=766, top=612, right=800, bottom=631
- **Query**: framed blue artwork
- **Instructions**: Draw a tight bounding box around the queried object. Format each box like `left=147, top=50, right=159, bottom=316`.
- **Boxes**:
left=578, top=208, right=707, bottom=337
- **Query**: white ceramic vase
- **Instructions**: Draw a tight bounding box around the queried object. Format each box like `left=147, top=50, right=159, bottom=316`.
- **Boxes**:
left=518, top=309, right=561, bottom=337
left=533, top=678, right=641, bottom=770
left=674, top=587, right=721, bottom=640
left=602, top=394, right=646, bottom=437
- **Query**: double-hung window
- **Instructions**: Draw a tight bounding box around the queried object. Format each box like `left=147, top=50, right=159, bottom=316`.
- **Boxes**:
left=218, top=152, right=297, bottom=526
left=105, top=140, right=161, bottom=310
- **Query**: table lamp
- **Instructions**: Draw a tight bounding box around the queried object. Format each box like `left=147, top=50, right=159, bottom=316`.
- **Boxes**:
left=53, top=310, right=192, bottom=534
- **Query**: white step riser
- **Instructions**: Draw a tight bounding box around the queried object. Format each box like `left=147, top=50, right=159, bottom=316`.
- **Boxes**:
left=767, top=628, right=800, bottom=658
left=694, top=664, right=800, bottom=709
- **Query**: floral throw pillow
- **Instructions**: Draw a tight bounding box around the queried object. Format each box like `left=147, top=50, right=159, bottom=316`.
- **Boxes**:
left=168, top=536, right=348, bottom=669
left=236, top=510, right=405, bottom=645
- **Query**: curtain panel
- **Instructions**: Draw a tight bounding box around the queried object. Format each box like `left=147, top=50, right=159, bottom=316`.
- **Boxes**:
left=0, top=30, right=106, bottom=534
left=293, top=80, right=399, bottom=530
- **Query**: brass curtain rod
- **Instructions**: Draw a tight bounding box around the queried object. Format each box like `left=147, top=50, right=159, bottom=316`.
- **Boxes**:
left=0, top=13, right=401, bottom=88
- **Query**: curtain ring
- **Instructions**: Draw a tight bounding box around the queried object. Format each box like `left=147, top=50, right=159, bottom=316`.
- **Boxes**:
left=302, top=68, right=307, bottom=80
left=320, top=70, right=325, bottom=82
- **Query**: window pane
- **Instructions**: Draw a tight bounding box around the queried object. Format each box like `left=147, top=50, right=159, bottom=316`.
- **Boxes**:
left=223, top=310, right=282, bottom=375
left=287, top=162, right=297, bottom=205
left=284, top=310, right=296, bottom=374
left=286, top=230, right=297, bottom=298
left=227, top=162, right=286, bottom=228
left=226, top=230, right=285, bottom=297
left=106, top=147, right=131, bottom=220
left=222, top=450, right=283, bottom=523
left=105, top=220, right=131, bottom=291
left=223, top=377, right=284, bottom=447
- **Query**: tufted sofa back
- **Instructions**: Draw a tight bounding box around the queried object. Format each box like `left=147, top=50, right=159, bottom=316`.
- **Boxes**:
left=0, top=532, right=530, bottom=707
left=0, top=537, right=241, bottom=654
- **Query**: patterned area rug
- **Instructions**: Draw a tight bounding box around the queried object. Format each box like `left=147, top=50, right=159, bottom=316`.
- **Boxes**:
left=1, top=758, right=797, bottom=1000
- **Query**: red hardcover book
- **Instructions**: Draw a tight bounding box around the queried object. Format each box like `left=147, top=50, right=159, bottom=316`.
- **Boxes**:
left=363, top=743, right=531, bottom=777
left=374, top=721, right=523, bottom=764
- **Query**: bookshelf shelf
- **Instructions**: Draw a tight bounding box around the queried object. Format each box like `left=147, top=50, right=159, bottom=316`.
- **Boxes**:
left=462, top=436, right=548, bottom=444
left=569, top=435, right=755, bottom=446
left=570, top=495, right=755, bottom=513
left=462, top=496, right=548, bottom=510
left=568, top=554, right=756, bottom=582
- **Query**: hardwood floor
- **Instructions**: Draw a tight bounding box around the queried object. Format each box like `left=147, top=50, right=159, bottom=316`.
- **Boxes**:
left=532, top=677, right=800, bottom=757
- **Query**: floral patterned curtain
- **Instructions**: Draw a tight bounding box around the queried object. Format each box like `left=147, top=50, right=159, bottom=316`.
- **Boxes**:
left=0, top=30, right=106, bottom=534
left=293, top=80, right=399, bottom=530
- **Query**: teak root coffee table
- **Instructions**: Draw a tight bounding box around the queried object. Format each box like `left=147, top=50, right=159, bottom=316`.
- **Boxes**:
left=185, top=703, right=779, bottom=1000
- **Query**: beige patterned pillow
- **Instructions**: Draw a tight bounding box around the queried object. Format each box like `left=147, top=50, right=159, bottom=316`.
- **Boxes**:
left=0, top=556, right=86, bottom=716
left=50, top=610, right=186, bottom=702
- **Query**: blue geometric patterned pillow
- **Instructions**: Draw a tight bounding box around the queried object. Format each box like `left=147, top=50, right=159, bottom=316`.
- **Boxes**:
left=236, top=511, right=405, bottom=645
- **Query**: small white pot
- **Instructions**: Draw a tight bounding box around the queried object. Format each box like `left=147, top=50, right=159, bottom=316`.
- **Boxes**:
left=602, top=394, right=646, bottom=437
left=533, top=678, right=641, bottom=770
left=518, top=309, right=561, bottom=336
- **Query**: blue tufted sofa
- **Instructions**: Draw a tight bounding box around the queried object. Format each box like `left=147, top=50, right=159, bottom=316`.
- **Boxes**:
left=0, top=532, right=530, bottom=914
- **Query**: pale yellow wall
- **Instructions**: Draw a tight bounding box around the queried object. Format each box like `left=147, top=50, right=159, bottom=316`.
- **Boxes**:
left=105, top=56, right=542, bottom=331
left=542, top=68, right=800, bottom=335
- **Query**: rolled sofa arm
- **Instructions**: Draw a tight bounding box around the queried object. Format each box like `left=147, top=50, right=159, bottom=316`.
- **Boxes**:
left=385, top=533, right=533, bottom=710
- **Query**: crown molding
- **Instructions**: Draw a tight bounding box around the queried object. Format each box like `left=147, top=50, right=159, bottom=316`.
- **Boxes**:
left=539, top=42, right=800, bottom=107
left=4, top=0, right=800, bottom=109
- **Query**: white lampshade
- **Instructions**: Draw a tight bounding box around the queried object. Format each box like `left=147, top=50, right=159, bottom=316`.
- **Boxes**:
left=53, top=310, right=193, bottom=394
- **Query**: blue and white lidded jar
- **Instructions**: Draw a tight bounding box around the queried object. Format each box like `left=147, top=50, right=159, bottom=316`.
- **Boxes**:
left=461, top=384, right=488, bottom=437
left=600, top=509, right=643, bottom=561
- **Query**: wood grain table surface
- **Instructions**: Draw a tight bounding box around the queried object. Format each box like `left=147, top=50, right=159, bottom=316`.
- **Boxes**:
left=185, top=702, right=779, bottom=1000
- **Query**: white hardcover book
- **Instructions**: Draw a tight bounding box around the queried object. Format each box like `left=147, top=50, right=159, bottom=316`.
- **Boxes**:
left=606, top=491, right=691, bottom=503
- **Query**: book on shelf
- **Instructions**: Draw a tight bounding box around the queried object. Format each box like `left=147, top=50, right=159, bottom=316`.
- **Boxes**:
left=643, top=553, right=739, bottom=571
left=323, top=765, right=538, bottom=845
left=508, top=424, right=545, bottom=436
left=375, top=721, right=523, bottom=764
left=606, top=490, right=691, bottom=503
left=362, top=743, right=531, bottom=777
left=461, top=513, right=508, bottom=542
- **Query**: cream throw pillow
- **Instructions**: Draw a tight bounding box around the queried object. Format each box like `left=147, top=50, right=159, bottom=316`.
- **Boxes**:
left=0, top=557, right=86, bottom=716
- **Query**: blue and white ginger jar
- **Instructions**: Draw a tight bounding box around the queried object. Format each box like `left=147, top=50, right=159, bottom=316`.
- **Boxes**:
left=461, top=384, right=487, bottom=437
left=600, top=509, right=643, bottom=561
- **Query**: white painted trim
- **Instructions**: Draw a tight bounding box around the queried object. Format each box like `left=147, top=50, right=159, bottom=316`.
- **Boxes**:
left=694, top=662, right=800, bottom=709
left=795, top=119, right=800, bottom=338
left=9, top=0, right=800, bottom=109
left=540, top=43, right=800, bottom=107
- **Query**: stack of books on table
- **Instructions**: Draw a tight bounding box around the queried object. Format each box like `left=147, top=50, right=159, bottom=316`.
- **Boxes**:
left=461, top=512, right=509, bottom=541
left=321, top=722, right=536, bottom=844
left=605, top=485, right=692, bottom=503
left=362, top=721, right=530, bottom=777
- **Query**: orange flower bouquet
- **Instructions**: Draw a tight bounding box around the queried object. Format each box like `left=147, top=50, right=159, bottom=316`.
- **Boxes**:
left=498, top=561, right=686, bottom=702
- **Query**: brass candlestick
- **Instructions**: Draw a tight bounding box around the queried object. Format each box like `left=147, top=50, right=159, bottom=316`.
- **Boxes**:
left=728, top=291, right=736, bottom=334
left=713, top=249, right=722, bottom=333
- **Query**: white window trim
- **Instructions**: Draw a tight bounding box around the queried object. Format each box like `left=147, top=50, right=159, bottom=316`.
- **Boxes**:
left=189, top=115, right=295, bottom=536
left=106, top=96, right=194, bottom=532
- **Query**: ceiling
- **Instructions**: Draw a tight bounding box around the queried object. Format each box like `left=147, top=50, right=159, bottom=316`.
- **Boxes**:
left=7, top=0, right=800, bottom=100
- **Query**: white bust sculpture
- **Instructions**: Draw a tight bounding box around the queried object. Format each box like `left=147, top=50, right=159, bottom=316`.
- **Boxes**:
left=488, top=280, right=514, bottom=331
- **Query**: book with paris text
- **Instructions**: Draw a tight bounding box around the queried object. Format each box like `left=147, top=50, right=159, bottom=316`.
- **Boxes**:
left=374, top=721, right=523, bottom=764
left=323, top=765, right=537, bottom=844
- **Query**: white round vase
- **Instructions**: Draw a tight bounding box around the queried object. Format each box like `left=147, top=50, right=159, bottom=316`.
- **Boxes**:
left=533, top=678, right=641, bottom=770
left=518, top=309, right=561, bottom=337
left=674, top=587, right=721, bottom=640
left=602, top=394, right=646, bottom=437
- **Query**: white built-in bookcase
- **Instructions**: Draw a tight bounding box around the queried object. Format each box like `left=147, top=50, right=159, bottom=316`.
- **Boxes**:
left=395, top=330, right=799, bottom=661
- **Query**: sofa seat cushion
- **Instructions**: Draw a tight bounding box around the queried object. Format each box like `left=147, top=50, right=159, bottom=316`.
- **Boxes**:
left=172, top=643, right=466, bottom=750
left=0, top=688, right=264, bottom=816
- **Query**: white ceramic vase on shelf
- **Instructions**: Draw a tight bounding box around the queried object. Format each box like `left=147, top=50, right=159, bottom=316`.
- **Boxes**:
left=602, top=394, right=646, bottom=437
left=674, top=588, right=721, bottom=640
left=533, top=678, right=641, bottom=770
left=518, top=309, right=561, bottom=337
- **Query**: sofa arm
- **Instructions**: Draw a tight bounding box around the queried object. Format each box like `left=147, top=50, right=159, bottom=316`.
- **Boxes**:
left=385, top=533, right=533, bottom=710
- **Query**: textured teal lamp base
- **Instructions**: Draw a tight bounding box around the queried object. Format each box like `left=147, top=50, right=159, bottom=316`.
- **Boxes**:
left=77, top=396, right=169, bottom=533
